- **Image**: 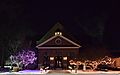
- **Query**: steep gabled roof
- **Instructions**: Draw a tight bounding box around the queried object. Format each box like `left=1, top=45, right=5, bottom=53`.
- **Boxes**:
left=36, top=22, right=81, bottom=48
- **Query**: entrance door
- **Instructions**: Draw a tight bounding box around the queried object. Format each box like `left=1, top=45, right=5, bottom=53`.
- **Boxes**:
left=55, top=56, right=63, bottom=68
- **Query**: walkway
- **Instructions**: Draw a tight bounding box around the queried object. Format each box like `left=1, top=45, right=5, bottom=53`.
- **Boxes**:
left=48, top=70, right=71, bottom=75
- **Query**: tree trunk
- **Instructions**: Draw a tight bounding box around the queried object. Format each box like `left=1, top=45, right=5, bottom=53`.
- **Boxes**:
left=1, top=49, right=5, bottom=68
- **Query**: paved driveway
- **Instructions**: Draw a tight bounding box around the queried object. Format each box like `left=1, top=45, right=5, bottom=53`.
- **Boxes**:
left=47, top=70, right=71, bottom=75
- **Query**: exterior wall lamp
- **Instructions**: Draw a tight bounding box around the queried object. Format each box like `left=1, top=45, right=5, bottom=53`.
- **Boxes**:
left=50, top=57, right=54, bottom=60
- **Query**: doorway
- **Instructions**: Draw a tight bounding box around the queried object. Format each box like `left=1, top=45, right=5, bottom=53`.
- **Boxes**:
left=55, top=56, right=63, bottom=69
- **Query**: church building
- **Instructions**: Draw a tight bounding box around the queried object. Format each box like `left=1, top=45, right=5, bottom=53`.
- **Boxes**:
left=36, top=23, right=81, bottom=69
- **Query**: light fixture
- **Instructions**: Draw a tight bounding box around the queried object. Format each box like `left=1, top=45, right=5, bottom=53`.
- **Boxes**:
left=55, top=32, right=62, bottom=36
left=63, top=57, right=67, bottom=60
left=50, top=57, right=54, bottom=60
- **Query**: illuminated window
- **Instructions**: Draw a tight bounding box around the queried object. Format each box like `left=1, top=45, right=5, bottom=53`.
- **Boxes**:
left=50, top=57, right=54, bottom=60
left=63, top=57, right=67, bottom=60
left=55, top=32, right=62, bottom=36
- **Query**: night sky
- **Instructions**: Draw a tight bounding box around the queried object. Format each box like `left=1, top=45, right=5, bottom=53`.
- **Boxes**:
left=0, top=0, right=120, bottom=50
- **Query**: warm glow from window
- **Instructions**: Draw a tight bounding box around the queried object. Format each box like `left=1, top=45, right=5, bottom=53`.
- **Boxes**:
left=50, top=57, right=54, bottom=60
left=55, top=32, right=62, bottom=36
left=63, top=57, right=67, bottom=60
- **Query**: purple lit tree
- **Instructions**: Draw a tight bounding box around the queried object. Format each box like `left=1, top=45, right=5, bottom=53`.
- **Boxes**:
left=10, top=50, right=37, bottom=69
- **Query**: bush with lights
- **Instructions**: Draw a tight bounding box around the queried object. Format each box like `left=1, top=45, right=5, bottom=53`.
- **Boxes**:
left=10, top=50, right=37, bottom=70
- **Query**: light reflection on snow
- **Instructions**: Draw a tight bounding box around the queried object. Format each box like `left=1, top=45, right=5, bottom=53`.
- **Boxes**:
left=0, top=70, right=49, bottom=74
left=0, top=70, right=120, bottom=75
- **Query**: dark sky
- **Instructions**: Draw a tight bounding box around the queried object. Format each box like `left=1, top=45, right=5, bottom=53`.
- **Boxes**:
left=0, top=0, right=120, bottom=49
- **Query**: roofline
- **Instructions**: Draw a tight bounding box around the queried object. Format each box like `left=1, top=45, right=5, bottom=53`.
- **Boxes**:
left=36, top=35, right=81, bottom=48
left=37, top=35, right=57, bottom=47
left=60, top=35, right=81, bottom=47
left=36, top=47, right=80, bottom=49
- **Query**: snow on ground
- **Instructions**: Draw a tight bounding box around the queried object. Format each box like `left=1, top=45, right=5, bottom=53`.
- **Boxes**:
left=0, top=70, right=50, bottom=74
left=68, top=70, right=120, bottom=75
left=0, top=70, right=120, bottom=75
